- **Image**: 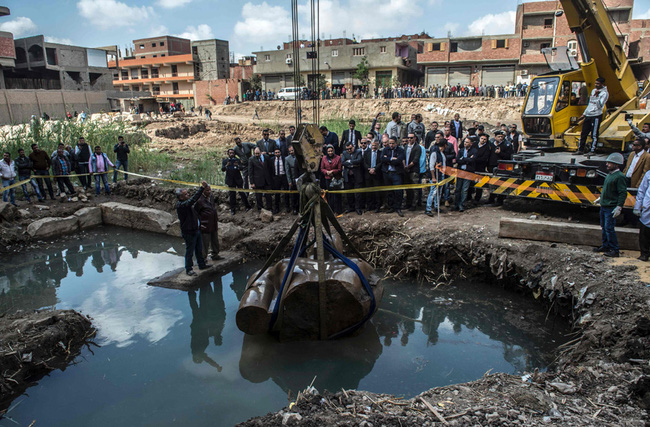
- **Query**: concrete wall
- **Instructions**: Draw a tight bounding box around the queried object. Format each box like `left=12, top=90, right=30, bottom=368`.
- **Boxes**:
left=194, top=79, right=242, bottom=106
left=0, top=89, right=110, bottom=124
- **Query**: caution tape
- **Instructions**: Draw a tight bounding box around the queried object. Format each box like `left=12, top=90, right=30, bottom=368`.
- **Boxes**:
left=438, top=166, right=637, bottom=208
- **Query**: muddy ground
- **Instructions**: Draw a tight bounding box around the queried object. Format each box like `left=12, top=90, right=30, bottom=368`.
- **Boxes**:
left=2, top=178, right=650, bottom=425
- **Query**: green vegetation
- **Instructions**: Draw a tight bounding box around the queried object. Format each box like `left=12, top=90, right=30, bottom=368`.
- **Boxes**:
left=169, top=150, right=226, bottom=186
left=0, top=119, right=173, bottom=176
left=353, top=56, right=370, bottom=86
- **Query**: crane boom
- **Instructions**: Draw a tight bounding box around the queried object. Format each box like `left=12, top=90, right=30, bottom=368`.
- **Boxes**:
left=561, top=0, right=638, bottom=105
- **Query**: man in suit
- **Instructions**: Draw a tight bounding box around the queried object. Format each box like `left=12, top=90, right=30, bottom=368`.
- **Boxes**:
left=403, top=133, right=422, bottom=210
left=381, top=137, right=406, bottom=217
left=341, top=141, right=364, bottom=215
left=487, top=131, right=514, bottom=206
left=276, top=129, right=290, bottom=158
left=248, top=148, right=273, bottom=211
left=233, top=137, right=257, bottom=189
left=454, top=137, right=477, bottom=212
left=285, top=145, right=300, bottom=214
left=256, top=129, right=277, bottom=155
left=450, top=113, right=463, bottom=142
left=471, top=134, right=492, bottom=202
left=320, top=125, right=340, bottom=154
left=624, top=138, right=650, bottom=188
left=222, top=149, right=251, bottom=215
left=341, top=119, right=363, bottom=149
left=364, top=140, right=383, bottom=212
left=270, top=148, right=290, bottom=214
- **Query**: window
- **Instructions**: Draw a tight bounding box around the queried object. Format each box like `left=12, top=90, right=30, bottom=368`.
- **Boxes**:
left=160, top=41, right=165, bottom=46
left=556, top=81, right=570, bottom=112
left=571, top=81, right=589, bottom=105
left=153, top=55, right=157, bottom=58
left=139, top=44, right=144, bottom=49
left=141, top=68, right=148, bottom=79
left=540, top=42, right=551, bottom=51
left=264, top=54, right=271, bottom=61
left=495, top=39, right=506, bottom=49
left=131, top=69, right=139, bottom=79
left=171, top=64, right=178, bottom=77
left=112, top=72, right=119, bottom=81
left=523, top=41, right=530, bottom=48
left=172, top=82, right=179, bottom=94
left=567, top=40, right=578, bottom=52
left=353, top=47, right=365, bottom=56
left=332, top=50, right=338, bottom=57
left=432, top=42, right=441, bottom=51
left=450, top=42, right=458, bottom=53
left=132, top=85, right=140, bottom=91
left=379, top=46, right=386, bottom=53
left=121, top=70, right=128, bottom=80
left=544, top=18, right=553, bottom=29
left=151, top=68, right=159, bottom=78
left=152, top=43, right=156, bottom=47
left=152, top=85, right=160, bottom=95
left=161, top=54, right=165, bottom=57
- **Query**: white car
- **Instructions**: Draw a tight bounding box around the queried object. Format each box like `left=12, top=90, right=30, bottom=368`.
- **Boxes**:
left=277, top=87, right=305, bottom=101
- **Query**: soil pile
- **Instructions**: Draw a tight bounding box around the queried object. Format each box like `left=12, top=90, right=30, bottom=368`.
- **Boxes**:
left=0, top=310, right=95, bottom=412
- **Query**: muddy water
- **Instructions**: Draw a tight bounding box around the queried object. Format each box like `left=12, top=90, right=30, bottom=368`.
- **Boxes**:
left=0, top=227, right=568, bottom=426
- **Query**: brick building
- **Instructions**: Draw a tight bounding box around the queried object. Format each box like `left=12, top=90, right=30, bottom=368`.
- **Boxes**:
left=253, top=35, right=425, bottom=93
left=0, top=6, right=15, bottom=89
left=418, top=0, right=650, bottom=87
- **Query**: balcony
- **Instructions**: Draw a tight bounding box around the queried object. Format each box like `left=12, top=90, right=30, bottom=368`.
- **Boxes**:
left=112, top=74, right=195, bottom=86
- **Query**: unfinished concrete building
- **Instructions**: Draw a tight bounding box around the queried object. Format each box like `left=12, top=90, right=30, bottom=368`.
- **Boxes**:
left=192, top=39, right=230, bottom=80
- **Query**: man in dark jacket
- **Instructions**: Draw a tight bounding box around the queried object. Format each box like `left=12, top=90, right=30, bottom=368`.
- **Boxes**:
left=113, top=135, right=130, bottom=182
left=381, top=137, right=406, bottom=217
left=487, top=131, right=514, bottom=205
left=233, top=137, right=257, bottom=189
left=404, top=133, right=422, bottom=210
left=222, top=149, right=251, bottom=215
left=285, top=145, right=300, bottom=214
left=454, top=137, right=477, bottom=212
left=450, top=113, right=463, bottom=141
left=341, top=142, right=363, bottom=214
left=248, top=148, right=273, bottom=211
left=364, top=140, right=383, bottom=212
left=320, top=126, right=340, bottom=154
left=52, top=147, right=76, bottom=199
left=195, top=185, right=221, bottom=261
left=471, top=134, right=492, bottom=202
left=16, top=148, right=43, bottom=202
left=74, top=136, right=92, bottom=191
left=175, top=181, right=209, bottom=276
left=341, top=119, right=362, bottom=149
left=29, top=143, right=54, bottom=200
left=270, top=148, right=289, bottom=214
left=256, top=129, right=277, bottom=155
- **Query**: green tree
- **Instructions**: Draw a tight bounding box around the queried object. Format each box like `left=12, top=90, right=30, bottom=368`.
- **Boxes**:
left=354, top=56, right=370, bottom=86
left=250, top=74, right=262, bottom=90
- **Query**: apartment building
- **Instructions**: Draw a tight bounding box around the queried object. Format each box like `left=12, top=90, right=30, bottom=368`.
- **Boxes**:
left=0, top=6, right=15, bottom=89
left=109, top=36, right=196, bottom=108
left=417, top=0, right=649, bottom=87
left=253, top=36, right=423, bottom=92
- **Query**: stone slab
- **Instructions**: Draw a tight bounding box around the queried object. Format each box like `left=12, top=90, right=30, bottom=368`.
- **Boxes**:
left=74, top=207, right=102, bottom=229
left=147, top=251, right=244, bottom=291
left=100, top=202, right=173, bottom=234
left=27, top=216, right=79, bottom=239
left=499, top=218, right=640, bottom=251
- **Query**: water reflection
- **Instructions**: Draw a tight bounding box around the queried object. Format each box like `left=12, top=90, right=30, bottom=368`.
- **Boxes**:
left=239, top=323, right=383, bottom=393
left=189, top=280, right=226, bottom=371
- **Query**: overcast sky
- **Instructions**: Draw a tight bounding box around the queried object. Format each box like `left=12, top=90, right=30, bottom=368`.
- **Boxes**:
left=3, top=0, right=650, bottom=59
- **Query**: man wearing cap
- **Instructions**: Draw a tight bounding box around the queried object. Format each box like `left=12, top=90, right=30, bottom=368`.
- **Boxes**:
left=576, top=77, right=609, bottom=154
left=594, top=152, right=627, bottom=258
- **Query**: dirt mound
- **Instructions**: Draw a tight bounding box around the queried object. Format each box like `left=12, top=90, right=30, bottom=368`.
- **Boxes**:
left=152, top=122, right=207, bottom=139
left=0, top=310, right=95, bottom=412
left=213, top=98, right=524, bottom=125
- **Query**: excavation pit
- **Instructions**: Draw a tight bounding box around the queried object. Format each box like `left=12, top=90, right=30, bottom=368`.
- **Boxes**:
left=0, top=227, right=572, bottom=425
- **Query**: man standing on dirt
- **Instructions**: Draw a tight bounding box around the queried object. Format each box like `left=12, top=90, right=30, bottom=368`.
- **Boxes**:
left=407, top=114, right=425, bottom=144
left=381, top=137, right=406, bottom=217
left=1, top=152, right=16, bottom=205
left=450, top=113, right=463, bottom=141
left=249, top=148, right=273, bottom=211
left=15, top=148, right=44, bottom=203
left=52, top=147, right=77, bottom=201
left=175, top=181, right=210, bottom=276
left=576, top=77, right=608, bottom=154
left=113, top=136, right=130, bottom=182
left=233, top=137, right=256, bottom=189
left=271, top=148, right=289, bottom=214
left=593, top=153, right=626, bottom=257
left=74, top=137, right=92, bottom=191
left=222, top=148, right=251, bottom=215
left=90, top=146, right=114, bottom=196
left=29, top=143, right=54, bottom=201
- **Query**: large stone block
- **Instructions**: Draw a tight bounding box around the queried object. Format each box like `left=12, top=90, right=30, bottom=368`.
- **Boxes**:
left=27, top=216, right=79, bottom=239
left=166, top=220, right=181, bottom=237
left=0, top=201, right=17, bottom=221
left=74, top=207, right=103, bottom=229
left=219, top=222, right=249, bottom=248
left=99, top=202, right=173, bottom=234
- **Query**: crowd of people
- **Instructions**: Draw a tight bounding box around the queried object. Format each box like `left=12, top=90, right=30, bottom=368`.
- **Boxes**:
left=1, top=136, right=130, bottom=205
left=208, top=112, right=523, bottom=220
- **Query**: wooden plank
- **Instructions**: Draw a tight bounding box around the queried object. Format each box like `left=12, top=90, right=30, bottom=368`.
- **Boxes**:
left=499, top=218, right=640, bottom=251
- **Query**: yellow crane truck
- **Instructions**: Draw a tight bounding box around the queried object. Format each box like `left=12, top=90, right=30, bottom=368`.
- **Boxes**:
left=492, top=0, right=649, bottom=205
